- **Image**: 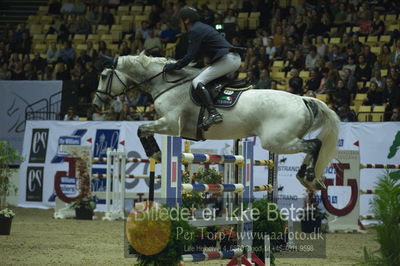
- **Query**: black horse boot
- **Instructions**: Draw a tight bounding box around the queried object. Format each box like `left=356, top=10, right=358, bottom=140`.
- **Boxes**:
left=196, top=83, right=223, bottom=129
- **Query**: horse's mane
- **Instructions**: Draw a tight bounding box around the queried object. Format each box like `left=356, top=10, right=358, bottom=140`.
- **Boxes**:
left=118, top=53, right=174, bottom=71
left=117, top=53, right=199, bottom=76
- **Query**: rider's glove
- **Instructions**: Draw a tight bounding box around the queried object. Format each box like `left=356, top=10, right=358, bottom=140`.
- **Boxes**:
left=164, top=63, right=177, bottom=72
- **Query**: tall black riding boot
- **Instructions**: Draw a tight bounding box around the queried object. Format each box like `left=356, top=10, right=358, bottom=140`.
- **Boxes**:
left=196, top=83, right=223, bottom=128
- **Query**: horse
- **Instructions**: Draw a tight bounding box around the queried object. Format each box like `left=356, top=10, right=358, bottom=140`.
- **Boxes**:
left=93, top=53, right=340, bottom=190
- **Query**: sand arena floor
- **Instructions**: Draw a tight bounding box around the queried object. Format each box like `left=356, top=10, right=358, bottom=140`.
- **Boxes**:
left=0, top=207, right=379, bottom=266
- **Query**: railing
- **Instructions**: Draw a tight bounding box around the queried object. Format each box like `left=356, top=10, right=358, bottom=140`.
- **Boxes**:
left=25, top=91, right=62, bottom=120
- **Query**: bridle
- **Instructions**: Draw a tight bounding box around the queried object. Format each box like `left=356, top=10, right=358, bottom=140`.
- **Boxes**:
left=95, top=57, right=186, bottom=105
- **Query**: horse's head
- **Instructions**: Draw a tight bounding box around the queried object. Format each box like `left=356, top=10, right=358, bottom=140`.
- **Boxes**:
left=92, top=54, right=132, bottom=111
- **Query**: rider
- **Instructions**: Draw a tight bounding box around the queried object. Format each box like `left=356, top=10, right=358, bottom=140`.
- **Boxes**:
left=164, top=6, right=243, bottom=129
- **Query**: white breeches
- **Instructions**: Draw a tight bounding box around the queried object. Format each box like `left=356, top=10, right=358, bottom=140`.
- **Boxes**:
left=192, top=52, right=241, bottom=88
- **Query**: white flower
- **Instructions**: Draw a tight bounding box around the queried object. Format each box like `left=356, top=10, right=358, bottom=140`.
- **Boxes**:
left=0, top=208, right=16, bottom=218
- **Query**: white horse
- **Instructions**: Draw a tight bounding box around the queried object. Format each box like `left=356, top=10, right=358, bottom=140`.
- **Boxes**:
left=93, top=53, right=340, bottom=190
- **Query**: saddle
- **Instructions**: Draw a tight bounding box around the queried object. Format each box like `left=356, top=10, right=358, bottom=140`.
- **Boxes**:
left=188, top=76, right=253, bottom=141
left=190, top=76, right=253, bottom=108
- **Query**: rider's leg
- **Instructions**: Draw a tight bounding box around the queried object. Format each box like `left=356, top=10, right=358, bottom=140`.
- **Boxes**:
left=193, top=52, right=241, bottom=128
left=195, top=82, right=223, bottom=128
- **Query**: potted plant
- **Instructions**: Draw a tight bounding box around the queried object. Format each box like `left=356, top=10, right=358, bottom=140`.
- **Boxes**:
left=0, top=141, right=23, bottom=235
left=70, top=157, right=96, bottom=220
left=70, top=196, right=96, bottom=220
left=300, top=191, right=328, bottom=233
left=0, top=208, right=16, bottom=235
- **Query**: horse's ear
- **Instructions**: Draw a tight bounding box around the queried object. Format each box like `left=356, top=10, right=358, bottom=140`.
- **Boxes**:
left=138, top=51, right=150, bottom=68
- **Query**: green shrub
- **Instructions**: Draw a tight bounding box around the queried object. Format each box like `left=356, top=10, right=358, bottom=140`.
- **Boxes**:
left=361, top=171, right=400, bottom=266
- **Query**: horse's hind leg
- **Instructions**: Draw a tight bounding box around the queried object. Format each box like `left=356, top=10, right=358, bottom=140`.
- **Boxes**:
left=296, top=139, right=321, bottom=181
left=260, top=136, right=322, bottom=190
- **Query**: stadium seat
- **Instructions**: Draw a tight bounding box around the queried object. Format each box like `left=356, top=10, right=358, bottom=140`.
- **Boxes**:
left=366, top=36, right=378, bottom=45
left=29, top=24, right=43, bottom=35
left=165, top=43, right=176, bottom=57
left=97, top=25, right=110, bottom=35
left=45, top=34, right=57, bottom=42
left=32, top=34, right=46, bottom=44
left=37, top=6, right=48, bottom=15
left=379, top=35, right=390, bottom=43
left=248, top=12, right=260, bottom=30
left=73, top=34, right=87, bottom=44
left=388, top=24, right=400, bottom=32
left=385, top=14, right=397, bottom=22
left=271, top=72, right=286, bottom=81
left=372, top=105, right=386, bottom=122
left=143, top=6, right=152, bottom=15
left=238, top=72, right=247, bottom=79
left=370, top=46, right=380, bottom=55
left=357, top=105, right=372, bottom=122
left=117, top=5, right=130, bottom=15
left=299, top=71, right=310, bottom=79
left=27, top=15, right=41, bottom=24
left=76, top=44, right=88, bottom=52
left=100, top=34, right=113, bottom=44
left=87, top=34, right=100, bottom=42
left=40, top=15, right=52, bottom=24
left=216, top=3, right=228, bottom=11
left=329, top=37, right=341, bottom=44
left=316, top=94, right=327, bottom=103
left=135, top=15, right=149, bottom=29
left=358, top=36, right=366, bottom=43
left=237, top=12, right=249, bottom=30
left=34, top=43, right=47, bottom=53
left=352, top=93, right=367, bottom=112
left=131, top=5, right=143, bottom=15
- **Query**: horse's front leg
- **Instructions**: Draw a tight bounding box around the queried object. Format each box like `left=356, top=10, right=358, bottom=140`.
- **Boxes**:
left=137, top=117, right=175, bottom=162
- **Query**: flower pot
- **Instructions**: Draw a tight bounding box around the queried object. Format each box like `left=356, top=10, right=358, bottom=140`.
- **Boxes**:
left=301, top=217, right=321, bottom=233
left=0, top=216, right=13, bottom=235
left=75, top=208, right=93, bottom=220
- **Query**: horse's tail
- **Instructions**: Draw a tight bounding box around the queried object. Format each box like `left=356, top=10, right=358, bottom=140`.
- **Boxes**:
left=306, top=97, right=340, bottom=180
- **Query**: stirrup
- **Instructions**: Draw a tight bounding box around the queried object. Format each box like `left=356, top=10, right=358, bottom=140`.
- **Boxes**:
left=202, top=113, right=223, bottom=129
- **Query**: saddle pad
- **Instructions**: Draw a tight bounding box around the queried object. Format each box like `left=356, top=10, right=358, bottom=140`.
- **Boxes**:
left=214, top=89, right=243, bottom=108
left=190, top=86, right=252, bottom=108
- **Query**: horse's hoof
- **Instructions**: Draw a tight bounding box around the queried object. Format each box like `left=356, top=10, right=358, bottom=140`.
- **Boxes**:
left=296, top=164, right=307, bottom=179
left=296, top=175, right=312, bottom=190
left=305, top=168, right=315, bottom=182
left=314, top=178, right=326, bottom=190
left=152, top=151, right=162, bottom=163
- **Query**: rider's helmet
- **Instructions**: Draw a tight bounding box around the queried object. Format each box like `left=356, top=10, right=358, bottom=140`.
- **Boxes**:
left=178, top=6, right=200, bottom=23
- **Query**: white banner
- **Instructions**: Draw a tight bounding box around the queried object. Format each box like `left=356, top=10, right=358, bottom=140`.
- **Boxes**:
left=0, top=81, right=62, bottom=153
left=18, top=121, right=400, bottom=217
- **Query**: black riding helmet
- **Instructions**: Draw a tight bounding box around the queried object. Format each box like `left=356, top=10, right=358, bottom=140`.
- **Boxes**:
left=179, top=6, right=200, bottom=23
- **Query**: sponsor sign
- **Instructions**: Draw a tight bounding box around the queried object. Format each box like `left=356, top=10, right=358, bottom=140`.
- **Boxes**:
left=29, top=128, right=49, bottom=163
left=26, top=166, right=44, bottom=202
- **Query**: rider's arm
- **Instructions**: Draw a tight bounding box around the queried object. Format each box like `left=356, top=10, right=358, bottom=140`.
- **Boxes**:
left=174, top=31, right=202, bottom=69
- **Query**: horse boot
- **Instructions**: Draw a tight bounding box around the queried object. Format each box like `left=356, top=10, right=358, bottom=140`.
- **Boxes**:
left=196, top=83, right=223, bottom=129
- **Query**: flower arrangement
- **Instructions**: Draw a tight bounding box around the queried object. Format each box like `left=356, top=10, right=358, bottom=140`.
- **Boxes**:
left=71, top=156, right=96, bottom=209
left=0, top=208, right=15, bottom=218
left=181, top=168, right=223, bottom=210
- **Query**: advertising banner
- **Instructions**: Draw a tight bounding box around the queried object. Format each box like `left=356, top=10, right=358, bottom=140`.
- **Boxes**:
left=18, top=121, right=400, bottom=219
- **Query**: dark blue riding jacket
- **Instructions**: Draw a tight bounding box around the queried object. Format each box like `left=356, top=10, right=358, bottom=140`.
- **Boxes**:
left=174, top=21, right=235, bottom=69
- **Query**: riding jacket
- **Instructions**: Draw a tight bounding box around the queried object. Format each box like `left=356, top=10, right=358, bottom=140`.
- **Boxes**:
left=174, top=21, right=237, bottom=69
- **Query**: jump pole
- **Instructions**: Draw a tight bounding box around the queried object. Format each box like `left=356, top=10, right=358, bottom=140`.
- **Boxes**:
left=160, top=136, right=253, bottom=206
